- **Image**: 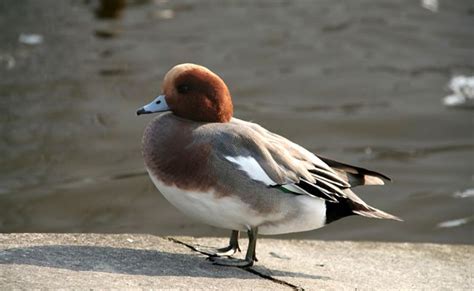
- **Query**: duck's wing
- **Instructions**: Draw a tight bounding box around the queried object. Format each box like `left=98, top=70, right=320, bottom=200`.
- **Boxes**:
left=212, top=119, right=400, bottom=221
left=219, top=119, right=355, bottom=203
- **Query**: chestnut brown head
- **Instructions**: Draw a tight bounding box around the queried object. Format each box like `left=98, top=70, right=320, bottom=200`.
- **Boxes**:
left=137, top=63, right=233, bottom=123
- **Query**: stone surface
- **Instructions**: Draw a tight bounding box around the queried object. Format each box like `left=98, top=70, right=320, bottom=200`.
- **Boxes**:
left=0, top=234, right=472, bottom=290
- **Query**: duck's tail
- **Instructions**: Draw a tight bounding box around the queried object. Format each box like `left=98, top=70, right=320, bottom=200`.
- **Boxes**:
left=352, top=203, right=403, bottom=221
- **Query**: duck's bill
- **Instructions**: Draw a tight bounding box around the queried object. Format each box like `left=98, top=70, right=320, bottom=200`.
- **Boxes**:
left=136, top=95, right=170, bottom=115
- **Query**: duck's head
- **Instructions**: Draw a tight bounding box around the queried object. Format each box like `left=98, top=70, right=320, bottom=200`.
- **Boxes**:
left=137, top=63, right=233, bottom=123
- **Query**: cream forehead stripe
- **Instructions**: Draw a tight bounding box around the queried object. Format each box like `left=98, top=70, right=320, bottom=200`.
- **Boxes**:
left=225, top=156, right=276, bottom=185
left=163, top=63, right=218, bottom=89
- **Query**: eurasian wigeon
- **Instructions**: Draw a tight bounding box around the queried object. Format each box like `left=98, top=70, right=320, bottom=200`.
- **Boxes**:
left=137, top=63, right=401, bottom=267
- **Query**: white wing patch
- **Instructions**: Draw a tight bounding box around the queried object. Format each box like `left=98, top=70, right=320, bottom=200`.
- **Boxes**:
left=225, top=156, right=276, bottom=185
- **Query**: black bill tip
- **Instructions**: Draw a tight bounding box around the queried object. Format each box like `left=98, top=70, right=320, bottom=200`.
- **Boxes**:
left=136, top=108, right=148, bottom=116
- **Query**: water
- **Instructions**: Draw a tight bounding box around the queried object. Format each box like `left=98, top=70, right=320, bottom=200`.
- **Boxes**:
left=0, top=0, right=473, bottom=244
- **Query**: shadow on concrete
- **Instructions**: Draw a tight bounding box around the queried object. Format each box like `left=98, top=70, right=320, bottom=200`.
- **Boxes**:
left=0, top=245, right=326, bottom=280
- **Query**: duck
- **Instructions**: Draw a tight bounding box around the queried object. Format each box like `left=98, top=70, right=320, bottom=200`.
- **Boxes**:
left=137, top=63, right=401, bottom=267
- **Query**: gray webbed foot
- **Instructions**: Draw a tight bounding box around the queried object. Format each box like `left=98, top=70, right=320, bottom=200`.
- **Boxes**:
left=209, top=256, right=254, bottom=268
left=196, top=230, right=241, bottom=257
left=210, top=227, right=259, bottom=268
left=195, top=244, right=240, bottom=257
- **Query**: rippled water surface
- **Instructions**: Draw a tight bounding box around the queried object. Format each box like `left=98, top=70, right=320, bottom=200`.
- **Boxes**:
left=0, top=0, right=473, bottom=244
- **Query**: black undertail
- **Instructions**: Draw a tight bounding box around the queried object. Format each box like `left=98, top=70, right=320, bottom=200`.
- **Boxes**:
left=324, top=198, right=356, bottom=224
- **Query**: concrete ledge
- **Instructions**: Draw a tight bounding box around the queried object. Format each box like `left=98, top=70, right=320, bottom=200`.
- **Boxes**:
left=0, top=234, right=472, bottom=290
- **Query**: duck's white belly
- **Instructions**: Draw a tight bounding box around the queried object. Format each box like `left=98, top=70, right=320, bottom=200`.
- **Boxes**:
left=259, top=195, right=327, bottom=235
left=148, top=170, right=266, bottom=231
left=147, top=169, right=327, bottom=235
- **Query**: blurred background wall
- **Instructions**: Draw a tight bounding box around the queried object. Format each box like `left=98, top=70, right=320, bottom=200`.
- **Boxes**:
left=0, top=0, right=473, bottom=244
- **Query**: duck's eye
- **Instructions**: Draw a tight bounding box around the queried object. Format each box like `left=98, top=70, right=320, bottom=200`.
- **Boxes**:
left=177, top=84, right=190, bottom=94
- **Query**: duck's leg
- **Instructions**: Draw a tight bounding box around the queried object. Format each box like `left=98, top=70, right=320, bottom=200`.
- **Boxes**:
left=196, top=230, right=241, bottom=257
left=211, top=227, right=258, bottom=267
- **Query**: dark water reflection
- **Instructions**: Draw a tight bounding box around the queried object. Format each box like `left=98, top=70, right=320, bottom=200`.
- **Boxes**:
left=0, top=0, right=473, bottom=244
